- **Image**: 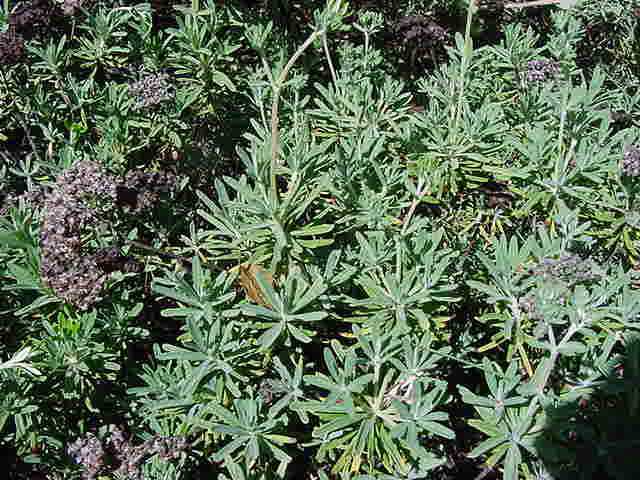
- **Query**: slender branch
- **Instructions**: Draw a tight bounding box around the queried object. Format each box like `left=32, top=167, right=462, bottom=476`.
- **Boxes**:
left=322, top=32, right=337, bottom=86
left=261, top=55, right=275, bottom=86
left=504, top=0, right=561, bottom=8
left=269, top=92, right=282, bottom=204
left=14, top=111, right=42, bottom=166
left=473, top=466, right=496, bottom=480
left=270, top=29, right=324, bottom=204
left=452, top=1, right=475, bottom=136
left=537, top=323, right=579, bottom=394
left=127, top=240, right=225, bottom=272
left=401, top=179, right=426, bottom=235
left=127, top=240, right=187, bottom=261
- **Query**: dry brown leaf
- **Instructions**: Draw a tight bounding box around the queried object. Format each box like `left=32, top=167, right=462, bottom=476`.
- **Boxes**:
left=237, top=263, right=274, bottom=307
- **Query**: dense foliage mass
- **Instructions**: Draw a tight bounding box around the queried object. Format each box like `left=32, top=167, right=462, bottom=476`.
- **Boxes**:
left=2, top=1, right=640, bottom=479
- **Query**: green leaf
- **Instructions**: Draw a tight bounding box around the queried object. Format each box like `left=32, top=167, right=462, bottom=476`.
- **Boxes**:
left=503, top=444, right=522, bottom=480
left=468, top=435, right=506, bottom=458
left=258, top=323, right=284, bottom=349
left=298, top=238, right=335, bottom=248
left=559, top=0, right=578, bottom=9
left=291, top=224, right=334, bottom=237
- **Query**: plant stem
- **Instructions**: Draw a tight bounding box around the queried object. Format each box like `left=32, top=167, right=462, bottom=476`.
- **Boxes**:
left=364, top=30, right=370, bottom=70
left=452, top=1, right=476, bottom=136
left=401, top=179, right=425, bottom=235
left=322, top=33, right=337, bottom=86
left=270, top=29, right=324, bottom=205
left=504, top=0, right=561, bottom=8
left=14, top=111, right=42, bottom=166
left=557, top=87, right=569, bottom=161
left=537, top=323, right=579, bottom=394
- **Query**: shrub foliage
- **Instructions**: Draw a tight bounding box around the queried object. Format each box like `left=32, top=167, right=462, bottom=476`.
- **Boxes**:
left=2, top=1, right=640, bottom=479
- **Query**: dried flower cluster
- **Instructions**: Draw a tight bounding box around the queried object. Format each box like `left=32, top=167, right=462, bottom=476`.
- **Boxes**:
left=258, top=377, right=290, bottom=405
left=39, top=162, right=176, bottom=308
left=395, top=15, right=447, bottom=50
left=526, top=59, right=560, bottom=82
left=528, top=254, right=601, bottom=286
left=1, top=0, right=84, bottom=65
left=129, top=72, right=175, bottom=110
left=622, top=145, right=640, bottom=177
left=60, top=0, right=85, bottom=17
left=0, top=185, right=48, bottom=215
left=0, top=29, right=26, bottom=66
left=67, top=433, right=105, bottom=480
left=67, top=427, right=188, bottom=480
left=9, top=0, right=60, bottom=39
left=518, top=294, right=541, bottom=321
left=519, top=254, right=603, bottom=323
left=117, top=170, right=177, bottom=213
left=40, top=161, right=117, bottom=310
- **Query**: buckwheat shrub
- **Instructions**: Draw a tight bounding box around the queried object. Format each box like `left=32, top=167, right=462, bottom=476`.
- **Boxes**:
left=67, top=433, right=106, bottom=480
left=622, top=145, right=640, bottom=177
left=0, top=185, right=48, bottom=214
left=40, top=161, right=117, bottom=309
left=117, top=170, right=177, bottom=213
left=9, top=0, right=60, bottom=38
left=60, top=0, right=85, bottom=16
left=112, top=431, right=188, bottom=479
left=68, top=427, right=188, bottom=480
left=395, top=15, right=447, bottom=50
left=39, top=164, right=176, bottom=309
left=528, top=254, right=601, bottom=286
left=40, top=165, right=176, bottom=310
left=526, top=59, right=560, bottom=82
left=0, top=29, right=26, bottom=65
left=129, top=72, right=175, bottom=110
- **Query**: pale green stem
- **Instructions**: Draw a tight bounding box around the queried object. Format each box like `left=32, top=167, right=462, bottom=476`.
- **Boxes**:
left=270, top=29, right=324, bottom=204
left=557, top=88, right=569, bottom=161
left=505, top=0, right=561, bottom=8
left=322, top=33, right=337, bottom=86
left=452, top=1, right=476, bottom=136
left=401, top=179, right=426, bottom=236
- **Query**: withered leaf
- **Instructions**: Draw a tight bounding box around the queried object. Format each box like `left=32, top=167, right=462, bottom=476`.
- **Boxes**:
left=237, top=263, right=274, bottom=307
